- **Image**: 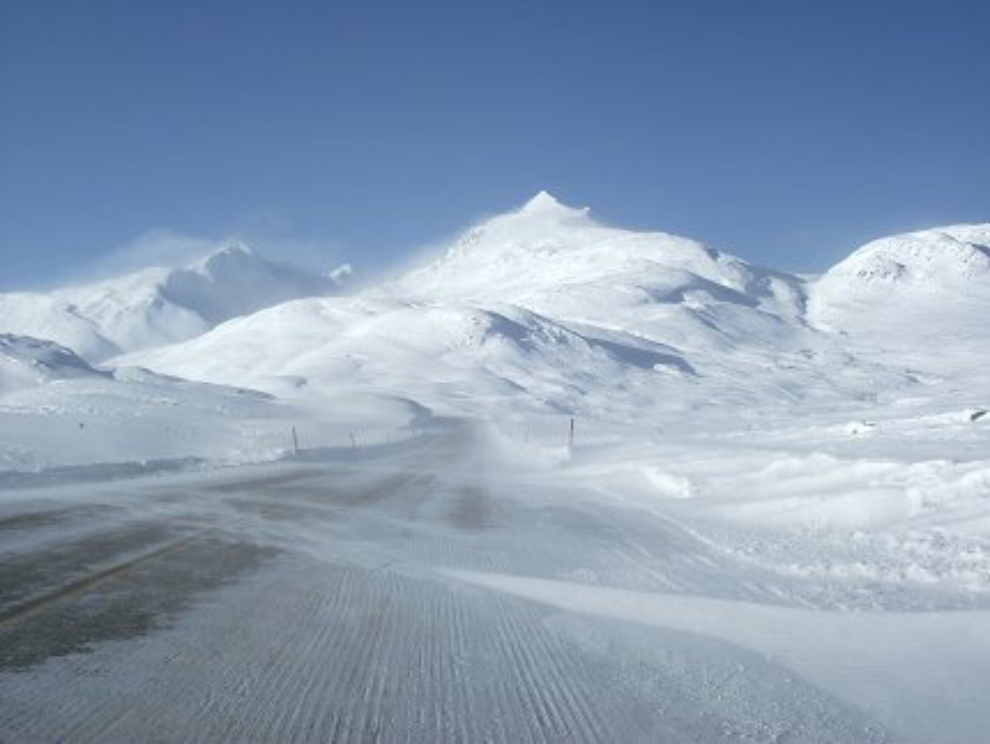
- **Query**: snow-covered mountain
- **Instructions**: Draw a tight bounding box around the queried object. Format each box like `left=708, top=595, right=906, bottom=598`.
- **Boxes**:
left=391, top=192, right=807, bottom=347
left=0, top=244, right=349, bottom=361
left=119, top=193, right=864, bottom=420
left=118, top=196, right=990, bottom=424
left=808, top=224, right=990, bottom=343
left=6, top=195, right=988, bottom=428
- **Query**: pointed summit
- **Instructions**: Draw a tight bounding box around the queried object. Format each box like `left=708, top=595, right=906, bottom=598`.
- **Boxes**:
left=522, top=190, right=564, bottom=212
left=518, top=191, right=590, bottom=220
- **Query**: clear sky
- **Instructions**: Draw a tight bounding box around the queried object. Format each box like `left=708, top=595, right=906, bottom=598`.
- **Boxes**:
left=2, top=0, right=988, bottom=288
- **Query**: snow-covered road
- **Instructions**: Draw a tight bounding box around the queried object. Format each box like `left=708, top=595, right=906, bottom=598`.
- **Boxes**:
left=1, top=421, right=987, bottom=742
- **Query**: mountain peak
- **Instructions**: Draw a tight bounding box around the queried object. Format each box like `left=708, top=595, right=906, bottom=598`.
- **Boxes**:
left=213, top=242, right=254, bottom=259
left=519, top=190, right=588, bottom=217
left=522, top=190, right=563, bottom=211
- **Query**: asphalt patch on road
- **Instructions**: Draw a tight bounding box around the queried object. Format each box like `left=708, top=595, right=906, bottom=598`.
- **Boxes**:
left=0, top=521, right=177, bottom=614
left=0, top=503, right=119, bottom=534
left=0, top=536, right=278, bottom=671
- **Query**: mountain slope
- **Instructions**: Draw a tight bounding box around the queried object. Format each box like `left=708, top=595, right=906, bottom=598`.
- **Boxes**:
left=389, top=192, right=807, bottom=350
left=0, top=333, right=110, bottom=395
left=0, top=244, right=348, bottom=361
left=808, top=224, right=990, bottom=344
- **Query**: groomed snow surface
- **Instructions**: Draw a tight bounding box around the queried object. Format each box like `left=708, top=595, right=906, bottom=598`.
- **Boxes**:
left=2, top=194, right=990, bottom=741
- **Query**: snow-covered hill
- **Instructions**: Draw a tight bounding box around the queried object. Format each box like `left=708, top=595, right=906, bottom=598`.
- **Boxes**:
left=808, top=224, right=990, bottom=344
left=0, top=334, right=110, bottom=395
left=0, top=244, right=349, bottom=361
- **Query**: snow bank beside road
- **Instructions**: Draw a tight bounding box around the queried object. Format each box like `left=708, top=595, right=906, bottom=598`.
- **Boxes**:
left=448, top=569, right=990, bottom=744
left=0, top=335, right=426, bottom=475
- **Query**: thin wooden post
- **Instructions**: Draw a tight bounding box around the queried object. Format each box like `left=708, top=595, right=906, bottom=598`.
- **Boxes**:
left=568, top=418, right=575, bottom=448
left=292, top=426, right=299, bottom=455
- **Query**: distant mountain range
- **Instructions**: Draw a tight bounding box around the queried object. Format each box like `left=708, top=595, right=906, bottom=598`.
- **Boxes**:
left=2, top=193, right=987, bottom=421
left=0, top=244, right=350, bottom=360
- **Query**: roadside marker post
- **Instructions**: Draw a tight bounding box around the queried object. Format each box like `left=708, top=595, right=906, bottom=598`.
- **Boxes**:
left=292, top=426, right=299, bottom=455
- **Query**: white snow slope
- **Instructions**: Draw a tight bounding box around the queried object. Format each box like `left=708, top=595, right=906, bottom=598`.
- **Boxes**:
left=0, top=332, right=306, bottom=472
left=0, top=244, right=349, bottom=361
left=809, top=224, right=990, bottom=342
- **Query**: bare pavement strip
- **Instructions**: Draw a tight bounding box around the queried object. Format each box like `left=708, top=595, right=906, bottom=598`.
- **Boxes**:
left=0, top=424, right=984, bottom=742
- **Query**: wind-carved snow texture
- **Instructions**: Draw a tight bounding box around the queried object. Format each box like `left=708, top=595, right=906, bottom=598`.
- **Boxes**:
left=2, top=193, right=990, bottom=741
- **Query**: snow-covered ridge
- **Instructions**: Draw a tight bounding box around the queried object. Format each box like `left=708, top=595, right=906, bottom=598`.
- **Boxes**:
left=808, top=223, right=990, bottom=340
left=0, top=243, right=348, bottom=361
left=819, top=224, right=990, bottom=286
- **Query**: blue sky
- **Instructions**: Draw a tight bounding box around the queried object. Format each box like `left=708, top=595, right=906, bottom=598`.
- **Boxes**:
left=2, top=0, right=988, bottom=288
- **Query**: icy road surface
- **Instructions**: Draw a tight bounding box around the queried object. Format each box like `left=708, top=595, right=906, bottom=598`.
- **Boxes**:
left=1, top=422, right=988, bottom=742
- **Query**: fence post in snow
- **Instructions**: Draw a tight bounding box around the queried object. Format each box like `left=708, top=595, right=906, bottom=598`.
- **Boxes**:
left=292, top=426, right=299, bottom=455
left=350, top=432, right=357, bottom=451
left=569, top=418, right=575, bottom=448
